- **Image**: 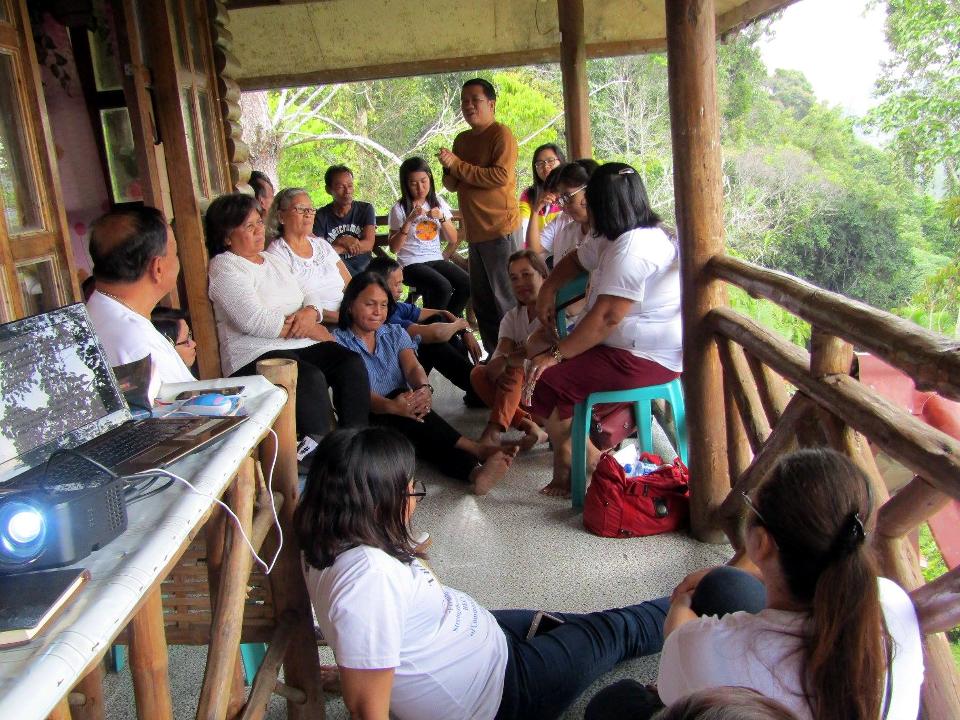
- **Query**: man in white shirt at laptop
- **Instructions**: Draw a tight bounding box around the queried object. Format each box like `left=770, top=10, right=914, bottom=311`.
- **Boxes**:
left=86, top=206, right=195, bottom=402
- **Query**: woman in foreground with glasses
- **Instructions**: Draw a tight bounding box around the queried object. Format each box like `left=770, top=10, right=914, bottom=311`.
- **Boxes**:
left=205, top=192, right=371, bottom=443
left=586, top=447, right=923, bottom=720
left=527, top=162, right=683, bottom=497
left=262, top=187, right=351, bottom=325
left=295, top=427, right=686, bottom=720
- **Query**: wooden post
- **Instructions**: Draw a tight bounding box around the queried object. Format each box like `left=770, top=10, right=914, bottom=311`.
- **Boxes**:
left=143, top=0, right=222, bottom=378
left=46, top=696, right=72, bottom=720
left=665, top=0, right=728, bottom=542
left=128, top=587, right=174, bottom=720
left=197, top=458, right=256, bottom=720
left=256, top=359, right=325, bottom=719
left=557, top=0, right=592, bottom=158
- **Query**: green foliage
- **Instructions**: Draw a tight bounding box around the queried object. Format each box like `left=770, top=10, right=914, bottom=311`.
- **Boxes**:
left=728, top=286, right=812, bottom=347
left=866, top=0, right=960, bottom=198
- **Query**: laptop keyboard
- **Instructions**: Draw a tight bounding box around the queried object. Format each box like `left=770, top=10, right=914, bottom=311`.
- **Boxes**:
left=33, top=419, right=200, bottom=488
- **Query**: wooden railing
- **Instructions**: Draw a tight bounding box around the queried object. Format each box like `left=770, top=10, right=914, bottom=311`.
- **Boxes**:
left=701, top=254, right=960, bottom=718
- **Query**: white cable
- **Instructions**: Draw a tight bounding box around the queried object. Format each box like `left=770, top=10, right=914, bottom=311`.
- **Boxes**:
left=126, top=427, right=283, bottom=574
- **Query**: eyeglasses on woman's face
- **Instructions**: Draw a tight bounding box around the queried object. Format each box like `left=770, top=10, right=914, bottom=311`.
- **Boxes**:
left=405, top=479, right=427, bottom=499
left=176, top=330, right=194, bottom=347
left=534, top=156, right=560, bottom=170
left=741, top=491, right=766, bottom=525
left=289, top=205, right=316, bottom=216
left=557, top=185, right=586, bottom=207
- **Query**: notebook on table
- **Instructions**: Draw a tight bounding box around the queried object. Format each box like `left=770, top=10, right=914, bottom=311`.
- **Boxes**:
left=0, top=303, right=246, bottom=491
left=0, top=567, right=89, bottom=647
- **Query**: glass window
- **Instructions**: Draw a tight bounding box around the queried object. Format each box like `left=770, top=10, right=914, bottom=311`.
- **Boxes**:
left=89, top=29, right=122, bottom=92
left=170, top=0, right=189, bottom=69
left=180, top=89, right=202, bottom=196
left=0, top=52, right=41, bottom=235
left=198, top=92, right=223, bottom=195
left=132, top=0, right=152, bottom=69
left=16, top=257, right=63, bottom=316
left=100, top=108, right=143, bottom=203
left=186, top=0, right=208, bottom=75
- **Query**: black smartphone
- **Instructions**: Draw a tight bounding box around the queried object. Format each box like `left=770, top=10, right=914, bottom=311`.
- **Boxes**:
left=525, top=611, right=565, bottom=640
left=176, top=385, right=245, bottom=401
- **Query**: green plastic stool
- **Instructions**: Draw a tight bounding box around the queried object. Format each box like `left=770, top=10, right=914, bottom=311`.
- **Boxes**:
left=570, top=378, right=687, bottom=509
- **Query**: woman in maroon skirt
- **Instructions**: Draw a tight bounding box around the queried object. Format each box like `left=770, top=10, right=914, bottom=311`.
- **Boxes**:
left=527, top=162, right=682, bottom=497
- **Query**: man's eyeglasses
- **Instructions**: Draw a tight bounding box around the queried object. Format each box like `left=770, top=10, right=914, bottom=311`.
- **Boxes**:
left=290, top=205, right=317, bottom=216
left=405, top=479, right=427, bottom=499
left=534, top=158, right=560, bottom=169
left=557, top=186, right=586, bottom=207
left=741, top=491, right=766, bottom=525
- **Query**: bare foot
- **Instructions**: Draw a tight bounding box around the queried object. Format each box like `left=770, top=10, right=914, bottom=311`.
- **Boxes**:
left=539, top=478, right=571, bottom=497
left=516, top=419, right=548, bottom=451
left=476, top=441, right=518, bottom=460
left=478, top=423, right=502, bottom=446
left=471, top=451, right=512, bottom=495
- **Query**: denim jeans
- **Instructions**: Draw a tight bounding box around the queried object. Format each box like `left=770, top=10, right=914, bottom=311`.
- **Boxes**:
left=493, top=597, right=671, bottom=720
left=583, top=567, right=767, bottom=720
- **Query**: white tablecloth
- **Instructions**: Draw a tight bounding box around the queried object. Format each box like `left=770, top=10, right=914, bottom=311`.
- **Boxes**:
left=0, top=375, right=286, bottom=720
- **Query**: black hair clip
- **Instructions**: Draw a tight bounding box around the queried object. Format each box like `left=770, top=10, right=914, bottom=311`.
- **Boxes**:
left=830, top=511, right=866, bottom=559
left=617, top=167, right=636, bottom=175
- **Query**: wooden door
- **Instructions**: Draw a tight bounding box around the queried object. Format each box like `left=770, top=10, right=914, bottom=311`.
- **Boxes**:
left=0, top=0, right=80, bottom=322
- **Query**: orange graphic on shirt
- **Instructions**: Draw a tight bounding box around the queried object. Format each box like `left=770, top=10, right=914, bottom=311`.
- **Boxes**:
left=414, top=220, right=439, bottom=241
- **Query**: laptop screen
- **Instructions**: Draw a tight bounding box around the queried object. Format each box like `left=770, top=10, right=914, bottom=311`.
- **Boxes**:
left=0, top=304, right=130, bottom=483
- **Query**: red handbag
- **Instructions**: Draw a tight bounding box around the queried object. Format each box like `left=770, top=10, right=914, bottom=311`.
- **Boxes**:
left=583, top=453, right=690, bottom=537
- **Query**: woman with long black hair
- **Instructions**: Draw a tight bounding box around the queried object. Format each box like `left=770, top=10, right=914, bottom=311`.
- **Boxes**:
left=587, top=447, right=924, bottom=720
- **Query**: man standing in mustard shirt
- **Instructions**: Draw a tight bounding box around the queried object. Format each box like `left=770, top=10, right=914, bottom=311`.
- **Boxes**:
left=439, top=78, right=521, bottom=353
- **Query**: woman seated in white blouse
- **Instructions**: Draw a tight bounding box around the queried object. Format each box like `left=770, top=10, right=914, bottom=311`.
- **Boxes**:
left=205, top=193, right=369, bottom=438
left=263, top=187, right=352, bottom=324
left=528, top=162, right=683, bottom=497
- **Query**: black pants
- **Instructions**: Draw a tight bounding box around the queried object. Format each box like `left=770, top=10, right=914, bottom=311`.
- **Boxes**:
left=583, top=567, right=767, bottom=720
left=469, top=232, right=521, bottom=353
left=232, top=342, right=370, bottom=436
left=372, top=388, right=478, bottom=481
left=403, top=259, right=470, bottom=317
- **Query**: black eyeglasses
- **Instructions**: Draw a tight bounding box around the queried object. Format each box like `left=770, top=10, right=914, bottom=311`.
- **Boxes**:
left=167, top=330, right=194, bottom=348
left=741, top=491, right=766, bottom=525
left=534, top=157, right=560, bottom=169
left=405, top=479, right=427, bottom=499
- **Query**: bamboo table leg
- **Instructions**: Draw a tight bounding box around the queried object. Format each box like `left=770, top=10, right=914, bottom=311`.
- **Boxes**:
left=128, top=586, right=173, bottom=720
left=71, top=663, right=105, bottom=720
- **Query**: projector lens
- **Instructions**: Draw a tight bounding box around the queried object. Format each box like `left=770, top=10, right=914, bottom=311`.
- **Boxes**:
left=0, top=499, right=47, bottom=563
left=8, top=508, right=44, bottom=544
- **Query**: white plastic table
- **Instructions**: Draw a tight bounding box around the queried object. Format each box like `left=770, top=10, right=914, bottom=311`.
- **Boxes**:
left=0, top=375, right=285, bottom=720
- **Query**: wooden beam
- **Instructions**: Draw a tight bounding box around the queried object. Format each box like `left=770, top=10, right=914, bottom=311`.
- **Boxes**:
left=709, top=307, right=960, bottom=501
left=666, top=0, right=729, bottom=543
left=144, top=0, right=223, bottom=378
left=235, top=37, right=667, bottom=92
left=71, top=664, right=105, bottom=720
left=877, top=475, right=951, bottom=540
left=717, top=338, right=771, bottom=452
left=709, top=254, right=960, bottom=400
left=557, top=0, right=592, bottom=158
left=239, top=613, right=297, bottom=720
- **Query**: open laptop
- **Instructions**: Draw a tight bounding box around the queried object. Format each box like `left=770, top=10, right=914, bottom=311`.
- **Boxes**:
left=0, top=303, right=246, bottom=489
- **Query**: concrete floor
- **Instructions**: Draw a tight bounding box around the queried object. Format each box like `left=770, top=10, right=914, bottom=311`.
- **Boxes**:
left=103, top=374, right=733, bottom=719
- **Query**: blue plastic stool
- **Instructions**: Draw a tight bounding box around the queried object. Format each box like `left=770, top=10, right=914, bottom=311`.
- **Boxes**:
left=569, top=378, right=687, bottom=509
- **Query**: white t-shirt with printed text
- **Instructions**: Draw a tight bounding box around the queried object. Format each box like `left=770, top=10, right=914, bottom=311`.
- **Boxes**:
left=388, top=197, right=454, bottom=267
left=576, top=226, right=682, bottom=371
left=305, top=545, right=508, bottom=720
left=86, top=291, right=194, bottom=402
left=657, top=577, right=923, bottom=720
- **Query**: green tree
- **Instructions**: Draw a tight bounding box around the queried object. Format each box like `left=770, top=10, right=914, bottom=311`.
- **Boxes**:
left=867, top=0, right=960, bottom=197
